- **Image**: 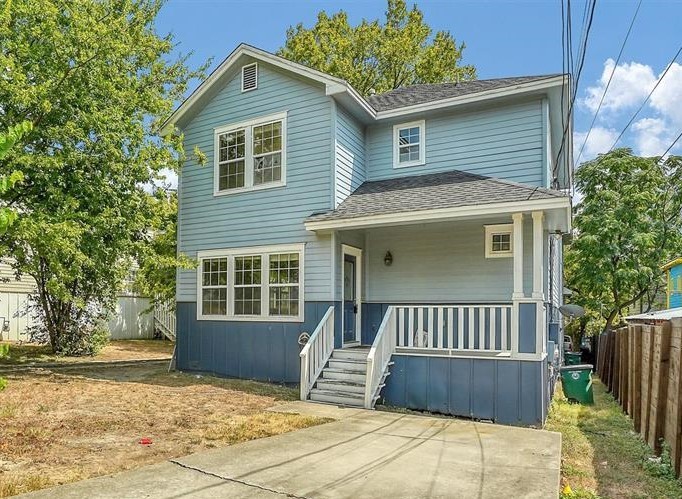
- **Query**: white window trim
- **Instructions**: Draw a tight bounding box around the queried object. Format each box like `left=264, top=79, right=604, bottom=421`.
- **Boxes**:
left=484, top=224, right=514, bottom=258
left=213, top=111, right=287, bottom=197
left=393, top=119, right=426, bottom=169
left=196, top=243, right=305, bottom=322
left=241, top=62, right=258, bottom=92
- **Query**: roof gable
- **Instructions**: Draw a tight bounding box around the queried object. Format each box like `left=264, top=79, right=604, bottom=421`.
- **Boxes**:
left=162, top=44, right=568, bottom=135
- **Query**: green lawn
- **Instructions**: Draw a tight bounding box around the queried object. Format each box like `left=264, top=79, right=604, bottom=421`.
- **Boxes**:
left=546, top=378, right=682, bottom=498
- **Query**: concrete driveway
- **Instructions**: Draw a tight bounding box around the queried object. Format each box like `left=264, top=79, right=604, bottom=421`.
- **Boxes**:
left=19, top=402, right=561, bottom=498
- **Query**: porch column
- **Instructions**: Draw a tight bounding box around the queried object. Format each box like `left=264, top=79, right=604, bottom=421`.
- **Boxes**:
left=512, top=213, right=524, bottom=300
left=532, top=211, right=544, bottom=299
left=511, top=213, right=524, bottom=356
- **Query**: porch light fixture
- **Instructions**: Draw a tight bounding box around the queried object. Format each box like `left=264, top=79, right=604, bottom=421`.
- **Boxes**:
left=383, top=251, right=393, bottom=266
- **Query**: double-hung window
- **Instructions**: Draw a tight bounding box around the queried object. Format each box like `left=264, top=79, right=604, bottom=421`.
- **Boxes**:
left=197, top=244, right=304, bottom=322
left=214, top=112, right=287, bottom=195
left=393, top=120, right=425, bottom=168
left=201, top=257, right=228, bottom=315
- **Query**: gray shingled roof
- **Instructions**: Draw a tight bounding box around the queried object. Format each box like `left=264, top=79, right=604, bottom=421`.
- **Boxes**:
left=306, top=170, right=567, bottom=224
left=367, top=75, right=562, bottom=112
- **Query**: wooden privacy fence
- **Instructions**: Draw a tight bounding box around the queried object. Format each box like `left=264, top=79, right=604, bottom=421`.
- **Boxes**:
left=597, top=318, right=682, bottom=476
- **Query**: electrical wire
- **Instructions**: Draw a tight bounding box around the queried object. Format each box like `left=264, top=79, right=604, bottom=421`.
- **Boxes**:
left=608, top=45, right=682, bottom=152
left=575, top=0, right=642, bottom=166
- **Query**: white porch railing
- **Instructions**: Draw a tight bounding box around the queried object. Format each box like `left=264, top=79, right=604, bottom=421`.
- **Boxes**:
left=299, top=306, right=335, bottom=401
left=154, top=299, right=176, bottom=341
left=395, top=304, right=512, bottom=352
left=365, top=305, right=397, bottom=409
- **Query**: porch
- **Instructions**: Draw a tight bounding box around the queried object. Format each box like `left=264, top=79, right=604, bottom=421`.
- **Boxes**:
left=300, top=171, right=571, bottom=424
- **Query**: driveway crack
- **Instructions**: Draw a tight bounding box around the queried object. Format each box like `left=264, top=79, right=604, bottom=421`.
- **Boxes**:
left=169, top=459, right=310, bottom=499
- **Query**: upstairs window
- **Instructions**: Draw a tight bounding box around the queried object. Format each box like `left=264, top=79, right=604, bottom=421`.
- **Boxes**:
left=214, top=112, right=287, bottom=195
left=241, top=63, right=258, bottom=92
left=484, top=224, right=514, bottom=258
left=393, top=120, right=425, bottom=168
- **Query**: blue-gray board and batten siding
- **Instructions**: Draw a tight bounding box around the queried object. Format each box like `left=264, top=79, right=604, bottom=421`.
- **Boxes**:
left=177, top=300, right=549, bottom=426
left=382, top=355, right=548, bottom=426
left=176, top=301, right=339, bottom=383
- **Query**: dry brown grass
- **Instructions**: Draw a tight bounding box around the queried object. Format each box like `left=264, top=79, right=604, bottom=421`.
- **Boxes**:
left=0, top=339, right=174, bottom=365
left=0, top=364, right=328, bottom=497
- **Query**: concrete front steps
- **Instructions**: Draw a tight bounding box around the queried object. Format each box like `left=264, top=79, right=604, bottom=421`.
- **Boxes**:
left=309, top=347, right=370, bottom=408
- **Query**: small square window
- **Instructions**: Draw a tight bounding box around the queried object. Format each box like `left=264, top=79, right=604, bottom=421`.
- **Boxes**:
left=485, top=225, right=514, bottom=258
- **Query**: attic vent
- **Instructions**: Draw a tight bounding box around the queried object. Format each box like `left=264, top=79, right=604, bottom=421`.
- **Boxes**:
left=241, top=63, right=258, bottom=92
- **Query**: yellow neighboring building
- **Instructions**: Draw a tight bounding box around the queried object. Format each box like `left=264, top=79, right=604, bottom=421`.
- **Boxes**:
left=663, top=257, right=682, bottom=309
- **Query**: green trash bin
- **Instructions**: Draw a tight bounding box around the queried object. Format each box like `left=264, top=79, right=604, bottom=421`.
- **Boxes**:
left=560, top=364, right=594, bottom=404
left=564, top=352, right=582, bottom=365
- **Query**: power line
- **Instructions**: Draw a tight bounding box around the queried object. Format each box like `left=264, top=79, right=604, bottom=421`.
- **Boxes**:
left=608, top=44, right=682, bottom=152
left=660, top=130, right=682, bottom=159
left=575, top=0, right=642, bottom=166
left=553, top=0, right=597, bottom=187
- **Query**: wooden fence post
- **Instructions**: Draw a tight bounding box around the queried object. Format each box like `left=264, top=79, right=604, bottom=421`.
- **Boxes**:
left=665, top=318, right=682, bottom=474
left=648, top=322, right=671, bottom=453
left=629, top=324, right=643, bottom=430
left=621, top=327, right=629, bottom=410
left=641, top=325, right=654, bottom=442
left=613, top=329, right=621, bottom=396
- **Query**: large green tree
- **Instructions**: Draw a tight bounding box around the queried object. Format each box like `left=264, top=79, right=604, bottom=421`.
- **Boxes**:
left=0, top=0, right=202, bottom=354
left=278, top=0, right=476, bottom=96
left=565, top=149, right=682, bottom=334
left=134, top=190, right=194, bottom=309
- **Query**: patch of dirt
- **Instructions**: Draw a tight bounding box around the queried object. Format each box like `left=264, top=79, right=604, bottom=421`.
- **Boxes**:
left=0, top=364, right=328, bottom=497
left=0, top=339, right=174, bottom=366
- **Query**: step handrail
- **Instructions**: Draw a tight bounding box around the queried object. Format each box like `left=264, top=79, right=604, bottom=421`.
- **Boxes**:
left=299, top=306, right=335, bottom=401
left=365, top=306, right=397, bottom=409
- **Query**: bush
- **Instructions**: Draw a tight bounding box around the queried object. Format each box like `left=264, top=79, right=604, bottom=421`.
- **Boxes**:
left=27, top=298, right=110, bottom=356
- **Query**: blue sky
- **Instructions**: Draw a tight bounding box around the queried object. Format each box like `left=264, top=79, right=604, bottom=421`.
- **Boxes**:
left=156, top=0, right=682, bottom=163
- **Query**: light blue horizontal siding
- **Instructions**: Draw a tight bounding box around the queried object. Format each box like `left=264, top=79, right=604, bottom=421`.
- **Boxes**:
left=334, top=104, right=366, bottom=206
left=363, top=218, right=534, bottom=303
left=177, top=60, right=334, bottom=302
left=366, top=100, right=546, bottom=185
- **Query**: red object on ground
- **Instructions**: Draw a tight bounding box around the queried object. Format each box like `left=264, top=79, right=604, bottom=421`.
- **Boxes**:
left=139, top=437, right=153, bottom=445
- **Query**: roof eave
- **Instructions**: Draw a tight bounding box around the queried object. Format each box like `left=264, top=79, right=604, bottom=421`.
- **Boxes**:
left=373, top=76, right=567, bottom=120
left=662, top=257, right=682, bottom=271
left=305, top=196, right=571, bottom=232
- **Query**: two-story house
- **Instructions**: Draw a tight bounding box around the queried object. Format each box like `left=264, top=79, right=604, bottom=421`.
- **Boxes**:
left=162, top=44, right=572, bottom=426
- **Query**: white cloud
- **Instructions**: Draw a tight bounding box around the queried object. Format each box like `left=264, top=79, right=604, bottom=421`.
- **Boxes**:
left=631, top=118, right=672, bottom=157
left=579, top=59, right=682, bottom=157
left=581, top=59, right=656, bottom=115
left=649, top=62, right=682, bottom=126
left=574, top=126, right=619, bottom=163
left=160, top=168, right=179, bottom=190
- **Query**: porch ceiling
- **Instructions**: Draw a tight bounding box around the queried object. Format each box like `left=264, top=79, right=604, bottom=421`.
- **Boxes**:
left=305, top=170, right=571, bottom=232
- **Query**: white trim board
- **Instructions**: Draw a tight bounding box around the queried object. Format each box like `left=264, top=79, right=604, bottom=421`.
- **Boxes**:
left=305, top=197, right=572, bottom=232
